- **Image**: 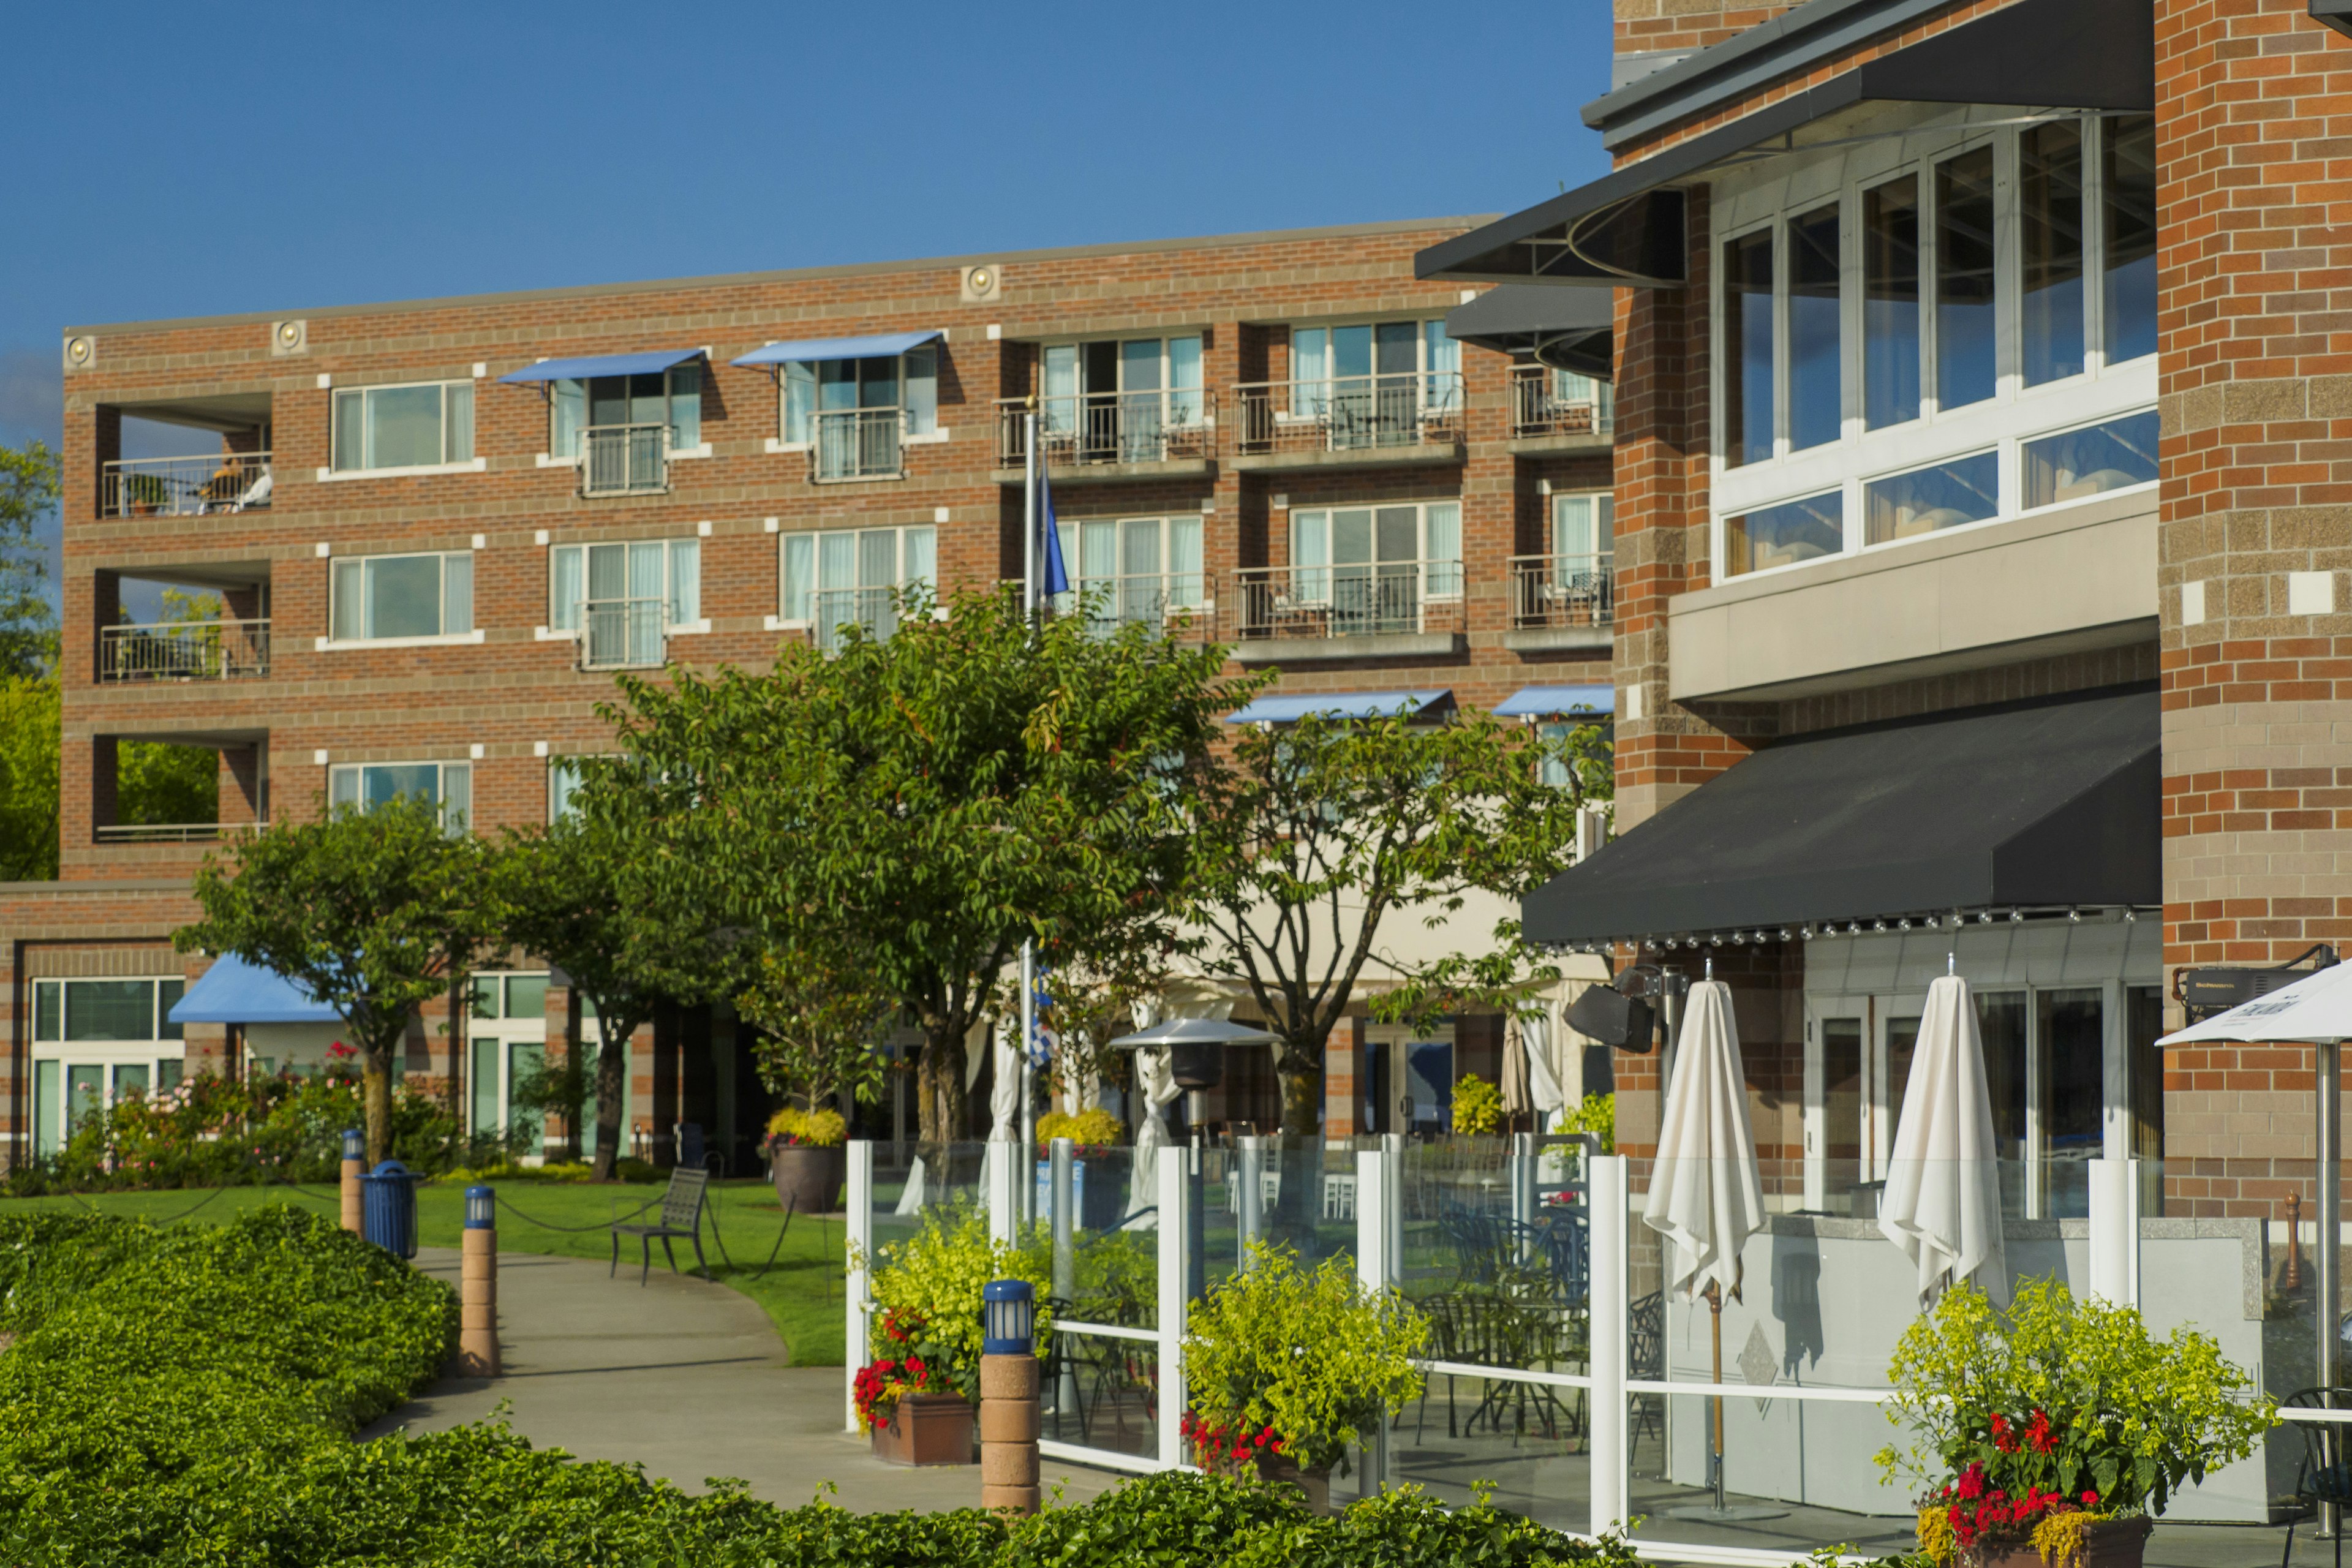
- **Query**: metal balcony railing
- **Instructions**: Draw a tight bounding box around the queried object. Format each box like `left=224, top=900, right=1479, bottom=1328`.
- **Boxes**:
left=809, top=586, right=902, bottom=652
left=580, top=424, right=669, bottom=497
left=96, top=822, right=233, bottom=844
left=813, top=408, right=905, bottom=482
left=1227, top=559, right=1466, bottom=643
left=997, top=388, right=1217, bottom=468
left=1231, top=372, right=1464, bottom=458
left=1509, top=554, right=1614, bottom=630
left=1050, top=572, right=1213, bottom=641
left=1509, top=364, right=1612, bottom=440
left=578, top=597, right=665, bottom=670
left=99, top=618, right=271, bottom=682
left=102, top=453, right=273, bottom=518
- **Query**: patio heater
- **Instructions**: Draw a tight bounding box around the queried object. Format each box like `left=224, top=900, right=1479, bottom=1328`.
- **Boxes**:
left=979, top=1279, right=1040, bottom=1515
left=1107, top=1017, right=1276, bottom=1301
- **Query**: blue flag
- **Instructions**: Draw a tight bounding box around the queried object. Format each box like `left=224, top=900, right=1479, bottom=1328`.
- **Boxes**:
left=1037, top=462, right=1071, bottom=600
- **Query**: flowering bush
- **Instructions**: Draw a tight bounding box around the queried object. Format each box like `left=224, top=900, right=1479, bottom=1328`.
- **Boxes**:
left=854, top=1207, right=1052, bottom=1406
left=763, top=1104, right=847, bottom=1150
left=1181, top=1409, right=1286, bottom=1474
left=1880, top=1279, right=2275, bottom=1562
left=1036, top=1106, right=1123, bottom=1152
left=853, top=1308, right=948, bottom=1431
left=1451, top=1073, right=1502, bottom=1136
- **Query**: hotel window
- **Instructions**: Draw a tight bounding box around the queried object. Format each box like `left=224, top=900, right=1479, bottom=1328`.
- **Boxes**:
left=32, top=978, right=186, bottom=1044
left=332, top=381, right=473, bottom=471
left=330, top=552, right=473, bottom=641
left=548, top=758, right=583, bottom=822
left=329, top=761, right=472, bottom=827
left=782, top=525, right=937, bottom=649
left=1290, top=320, right=1460, bottom=418
left=2021, top=410, right=2158, bottom=511
left=1040, top=336, right=1204, bottom=459
left=1289, top=502, right=1463, bottom=617
left=29, top=977, right=186, bottom=1158
left=1722, top=229, right=1774, bottom=467
left=549, top=539, right=699, bottom=631
left=783, top=347, right=937, bottom=443
left=1051, top=514, right=1205, bottom=627
left=551, top=366, right=701, bottom=458
left=1863, top=175, right=1921, bottom=430
left=2102, top=116, right=2157, bottom=364
left=1725, top=491, right=1844, bottom=577
left=1934, top=146, right=1998, bottom=410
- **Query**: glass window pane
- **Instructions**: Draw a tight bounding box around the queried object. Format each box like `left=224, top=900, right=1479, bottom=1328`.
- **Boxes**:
left=2039, top=988, right=2104, bottom=1218
left=2020, top=122, right=2087, bottom=386
left=1724, top=490, right=1844, bottom=576
left=440, top=764, right=471, bottom=829
left=1332, top=325, right=1373, bottom=380
left=1788, top=203, right=1841, bottom=451
left=330, top=767, right=361, bottom=810
left=903, top=346, right=937, bottom=435
left=472, top=1036, right=499, bottom=1135
left=902, top=527, right=935, bottom=589
left=34, top=1058, right=57, bottom=1155
left=1864, top=451, right=1999, bottom=545
left=585, top=541, right=626, bottom=601
left=506, top=973, right=548, bottom=1020
left=1332, top=508, right=1374, bottom=567
left=333, top=390, right=365, bottom=471
left=858, top=357, right=898, bottom=410
left=552, top=380, right=585, bottom=459
left=1292, top=510, right=1328, bottom=567
left=668, top=364, right=701, bottom=448
left=627, top=372, right=667, bottom=428
left=1978, top=990, right=2029, bottom=1216
left=67, top=979, right=156, bottom=1041
left=442, top=552, right=473, bottom=636
left=444, top=382, right=475, bottom=462
left=364, top=763, right=439, bottom=809
left=668, top=539, right=699, bottom=624
left=2021, top=410, right=2159, bottom=509
left=1423, top=502, right=1461, bottom=597
left=785, top=361, right=816, bottom=443
left=818, top=532, right=856, bottom=591
left=365, top=555, right=445, bottom=639
left=331, top=559, right=364, bottom=641
left=1169, top=515, right=1202, bottom=606
left=1863, top=176, right=1921, bottom=431
left=783, top=533, right=815, bottom=621
left=1373, top=321, right=1417, bottom=376
left=551, top=545, right=583, bottom=631
left=1936, top=148, right=1998, bottom=410
left=1081, top=519, right=1117, bottom=579
left=1042, top=345, right=1079, bottom=435
left=473, top=975, right=501, bottom=1019
left=627, top=540, right=662, bottom=601
left=819, top=360, right=859, bottom=411
left=589, top=376, right=630, bottom=427
left=1723, top=228, right=1774, bottom=466
left=1121, top=517, right=1161, bottom=578
left=1119, top=339, right=1163, bottom=393
left=858, top=529, right=897, bottom=589
left=34, top=979, right=60, bottom=1041
left=366, top=385, right=445, bottom=469
left=548, top=760, right=581, bottom=822
left=157, top=1057, right=183, bottom=1090
left=2103, top=115, right=2158, bottom=364
left=158, top=979, right=184, bottom=1041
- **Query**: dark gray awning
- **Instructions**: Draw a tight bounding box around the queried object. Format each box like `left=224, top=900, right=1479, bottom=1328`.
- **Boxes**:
left=1523, top=687, right=2159, bottom=944
left=1444, top=287, right=1615, bottom=379
left=1418, top=0, right=2154, bottom=289
left=2315, top=0, right=2352, bottom=39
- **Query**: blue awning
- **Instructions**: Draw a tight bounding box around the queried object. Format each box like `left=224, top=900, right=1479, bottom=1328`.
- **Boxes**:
left=497, top=349, right=704, bottom=385
left=169, top=954, right=339, bottom=1025
left=1226, top=690, right=1455, bottom=725
left=731, top=330, right=943, bottom=368
left=1493, top=684, right=1615, bottom=718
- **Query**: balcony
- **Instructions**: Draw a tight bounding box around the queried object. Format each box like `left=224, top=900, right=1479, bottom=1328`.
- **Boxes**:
left=101, top=453, right=273, bottom=518
left=577, top=598, right=665, bottom=671
left=94, top=821, right=251, bottom=845
left=1506, top=554, right=1613, bottom=654
left=1508, top=366, right=1611, bottom=448
left=579, top=424, right=669, bottom=497
left=1052, top=572, right=1214, bottom=643
left=994, top=390, right=1217, bottom=481
left=809, top=586, right=906, bottom=652
left=99, top=617, right=271, bottom=682
left=1229, top=374, right=1464, bottom=472
left=813, top=409, right=904, bottom=483
left=1224, top=560, right=1466, bottom=663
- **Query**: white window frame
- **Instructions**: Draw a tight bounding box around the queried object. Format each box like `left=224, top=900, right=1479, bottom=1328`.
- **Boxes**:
left=322, top=551, right=480, bottom=649
left=29, top=976, right=189, bottom=1158
left=771, top=347, right=941, bottom=451
left=1050, top=513, right=1209, bottom=621
left=1707, top=110, right=2158, bottom=586
left=1283, top=317, right=1460, bottom=421
left=1286, top=500, right=1464, bottom=605
left=542, top=365, right=706, bottom=465
left=1038, top=334, right=1209, bottom=426
left=774, top=524, right=938, bottom=631
left=544, top=538, right=704, bottom=638
left=327, top=760, right=473, bottom=829
left=324, top=379, right=481, bottom=480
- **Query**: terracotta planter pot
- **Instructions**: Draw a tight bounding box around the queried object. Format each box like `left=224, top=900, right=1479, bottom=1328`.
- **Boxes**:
left=1969, top=1516, right=2150, bottom=1568
left=870, top=1392, right=974, bottom=1466
left=1253, top=1452, right=1333, bottom=1515
left=771, top=1144, right=845, bottom=1216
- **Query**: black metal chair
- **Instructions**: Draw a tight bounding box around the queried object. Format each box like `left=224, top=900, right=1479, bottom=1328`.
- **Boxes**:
left=1628, top=1290, right=1667, bottom=1474
left=2282, top=1387, right=2352, bottom=1568
left=611, top=1167, right=710, bottom=1285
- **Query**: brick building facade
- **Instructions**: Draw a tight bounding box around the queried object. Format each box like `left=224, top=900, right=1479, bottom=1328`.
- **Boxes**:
left=10, top=219, right=1618, bottom=1172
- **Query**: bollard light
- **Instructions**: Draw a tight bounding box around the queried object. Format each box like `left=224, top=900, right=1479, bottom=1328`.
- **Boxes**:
left=338, top=1128, right=366, bottom=1234
left=458, top=1183, right=500, bottom=1377
left=341, top=1126, right=364, bottom=1161
left=465, top=1185, right=496, bottom=1230
left=982, top=1278, right=1035, bottom=1354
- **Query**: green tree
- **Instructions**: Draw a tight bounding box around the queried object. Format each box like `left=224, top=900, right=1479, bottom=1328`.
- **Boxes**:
left=0, top=674, right=58, bottom=880
left=584, top=586, right=1238, bottom=1144
left=733, top=929, right=897, bottom=1115
left=176, top=797, right=501, bottom=1163
left=1183, top=709, right=1601, bottom=1136
left=0, top=442, right=60, bottom=677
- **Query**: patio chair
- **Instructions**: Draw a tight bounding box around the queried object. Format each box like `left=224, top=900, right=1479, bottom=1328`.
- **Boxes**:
left=610, top=1166, right=710, bottom=1286
left=2281, top=1387, right=2352, bottom=1568
left=1628, top=1290, right=1667, bottom=1473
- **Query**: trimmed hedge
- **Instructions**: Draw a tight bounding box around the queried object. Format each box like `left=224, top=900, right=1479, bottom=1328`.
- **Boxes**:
left=0, top=1208, right=1640, bottom=1567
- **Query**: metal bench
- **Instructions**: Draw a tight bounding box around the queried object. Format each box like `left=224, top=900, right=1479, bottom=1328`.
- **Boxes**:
left=610, top=1166, right=710, bottom=1286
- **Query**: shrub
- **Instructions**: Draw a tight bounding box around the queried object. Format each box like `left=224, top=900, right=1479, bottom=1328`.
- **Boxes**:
left=859, top=1206, right=1054, bottom=1407
left=1452, top=1073, right=1501, bottom=1136
left=1036, top=1106, right=1123, bottom=1150
left=1551, top=1091, right=1614, bottom=1153
left=766, top=1103, right=848, bottom=1149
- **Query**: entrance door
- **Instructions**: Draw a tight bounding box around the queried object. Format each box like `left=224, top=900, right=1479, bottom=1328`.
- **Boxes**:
left=1805, top=997, right=1871, bottom=1212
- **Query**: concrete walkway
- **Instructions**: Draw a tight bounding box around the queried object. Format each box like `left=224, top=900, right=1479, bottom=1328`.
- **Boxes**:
left=362, top=1247, right=1125, bottom=1513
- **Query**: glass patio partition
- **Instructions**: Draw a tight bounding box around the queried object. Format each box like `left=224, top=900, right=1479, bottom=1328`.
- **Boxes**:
left=1039, top=1142, right=1162, bottom=1465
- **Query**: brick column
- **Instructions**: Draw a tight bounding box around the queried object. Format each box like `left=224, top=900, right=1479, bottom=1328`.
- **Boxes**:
left=1323, top=1015, right=1362, bottom=1136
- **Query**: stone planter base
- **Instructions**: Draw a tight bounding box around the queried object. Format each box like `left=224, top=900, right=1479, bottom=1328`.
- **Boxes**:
left=1970, top=1515, right=2150, bottom=1568
left=870, top=1392, right=974, bottom=1466
left=771, top=1145, right=845, bottom=1217
left=1254, top=1452, right=1332, bottom=1515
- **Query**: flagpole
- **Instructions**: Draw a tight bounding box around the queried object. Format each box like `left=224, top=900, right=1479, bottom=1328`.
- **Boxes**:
left=1020, top=409, right=1039, bottom=1221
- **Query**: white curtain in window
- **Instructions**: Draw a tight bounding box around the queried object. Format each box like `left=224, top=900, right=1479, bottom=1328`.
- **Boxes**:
left=442, top=553, right=473, bottom=636
left=901, top=526, right=936, bottom=590
left=666, top=539, right=699, bottom=625
left=783, top=533, right=815, bottom=622
left=784, top=363, right=816, bottom=444
left=330, top=559, right=364, bottom=640
left=1292, top=509, right=1330, bottom=601
left=1169, top=514, right=1204, bottom=607
left=1042, top=345, right=1079, bottom=436
left=1169, top=336, right=1203, bottom=424
left=444, top=383, right=475, bottom=462
left=903, top=346, right=938, bottom=436
left=552, top=380, right=586, bottom=459
left=1424, top=502, right=1463, bottom=597
left=1424, top=322, right=1460, bottom=411
left=1292, top=328, right=1329, bottom=418
left=551, top=545, right=584, bottom=631
left=440, top=763, right=472, bottom=829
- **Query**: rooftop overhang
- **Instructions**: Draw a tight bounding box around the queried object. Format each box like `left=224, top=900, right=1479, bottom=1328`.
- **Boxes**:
left=1444, top=286, right=1616, bottom=378
left=1417, top=0, right=2154, bottom=290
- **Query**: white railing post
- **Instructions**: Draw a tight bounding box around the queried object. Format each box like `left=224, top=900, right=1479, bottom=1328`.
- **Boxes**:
left=1157, top=1144, right=1189, bottom=1470
left=985, top=1139, right=1019, bottom=1250
left=845, top=1139, right=874, bottom=1433
left=1357, top=1144, right=1399, bottom=1492
left=1588, top=1154, right=1629, bottom=1538
left=2089, top=1156, right=2144, bottom=1308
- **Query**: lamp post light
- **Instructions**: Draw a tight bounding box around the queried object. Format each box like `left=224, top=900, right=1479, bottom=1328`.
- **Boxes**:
left=339, top=1127, right=364, bottom=1234
left=458, top=1185, right=499, bottom=1377
left=979, top=1278, right=1039, bottom=1514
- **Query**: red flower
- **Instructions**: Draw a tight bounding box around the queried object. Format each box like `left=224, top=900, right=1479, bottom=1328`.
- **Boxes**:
left=2026, top=1409, right=2056, bottom=1454
left=1990, top=1412, right=2019, bottom=1455
left=1957, top=1463, right=1987, bottom=1502
left=2082, top=1490, right=2098, bottom=1506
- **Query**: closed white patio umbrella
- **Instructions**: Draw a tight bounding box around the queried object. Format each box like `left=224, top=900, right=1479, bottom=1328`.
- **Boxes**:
left=1878, top=971, right=2007, bottom=1306
left=1643, top=973, right=1771, bottom=1517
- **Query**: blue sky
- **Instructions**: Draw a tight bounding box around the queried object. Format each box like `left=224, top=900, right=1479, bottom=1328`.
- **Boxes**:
left=0, top=0, right=1616, bottom=504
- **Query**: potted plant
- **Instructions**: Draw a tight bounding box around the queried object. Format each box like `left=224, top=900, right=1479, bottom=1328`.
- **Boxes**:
left=1181, top=1241, right=1427, bottom=1513
left=1451, top=1072, right=1502, bottom=1137
left=762, top=1104, right=846, bottom=1215
left=1879, top=1278, right=2277, bottom=1568
left=1036, top=1106, right=1126, bottom=1230
left=852, top=1208, right=1052, bottom=1468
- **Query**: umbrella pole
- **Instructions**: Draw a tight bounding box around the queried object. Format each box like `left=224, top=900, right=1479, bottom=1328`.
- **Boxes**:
left=1705, top=1279, right=1725, bottom=1512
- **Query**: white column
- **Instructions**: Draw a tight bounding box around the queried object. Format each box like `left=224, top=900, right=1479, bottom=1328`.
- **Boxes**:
left=1157, top=1144, right=1189, bottom=1470
left=985, top=1139, right=1019, bottom=1249
left=1588, top=1155, right=1629, bottom=1537
left=2087, top=1156, right=2134, bottom=1306
left=845, top=1139, right=874, bottom=1433
left=1356, top=1146, right=1396, bottom=1492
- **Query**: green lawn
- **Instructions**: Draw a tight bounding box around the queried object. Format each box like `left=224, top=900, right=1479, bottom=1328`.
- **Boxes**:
left=0, top=1177, right=846, bottom=1365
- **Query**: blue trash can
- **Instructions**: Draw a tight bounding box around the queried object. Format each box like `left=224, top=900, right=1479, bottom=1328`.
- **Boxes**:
left=360, top=1159, right=419, bottom=1259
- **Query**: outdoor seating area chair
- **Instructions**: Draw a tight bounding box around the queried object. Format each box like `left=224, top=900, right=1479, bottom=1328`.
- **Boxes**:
left=1627, top=1290, right=1667, bottom=1474
left=2282, top=1387, right=2352, bottom=1568
left=610, top=1166, right=709, bottom=1286
left=1414, top=1291, right=1586, bottom=1444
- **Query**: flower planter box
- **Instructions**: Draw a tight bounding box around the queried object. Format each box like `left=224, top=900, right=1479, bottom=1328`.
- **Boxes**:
left=771, top=1145, right=845, bottom=1216
left=1254, top=1453, right=1332, bottom=1515
left=1969, top=1515, right=2150, bottom=1568
left=870, top=1392, right=974, bottom=1466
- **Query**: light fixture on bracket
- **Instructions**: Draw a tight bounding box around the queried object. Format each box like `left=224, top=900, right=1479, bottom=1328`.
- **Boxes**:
left=1873, top=919, right=1888, bottom=933
left=2068, top=907, right=2082, bottom=924
left=2009, top=909, right=2024, bottom=923
left=1899, top=918, right=1913, bottom=931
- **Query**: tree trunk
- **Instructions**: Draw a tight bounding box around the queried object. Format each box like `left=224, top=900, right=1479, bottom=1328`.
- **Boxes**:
left=361, top=1056, right=392, bottom=1166
left=589, top=1024, right=631, bottom=1181
left=916, top=1021, right=969, bottom=1144
left=1277, top=1046, right=1322, bottom=1137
